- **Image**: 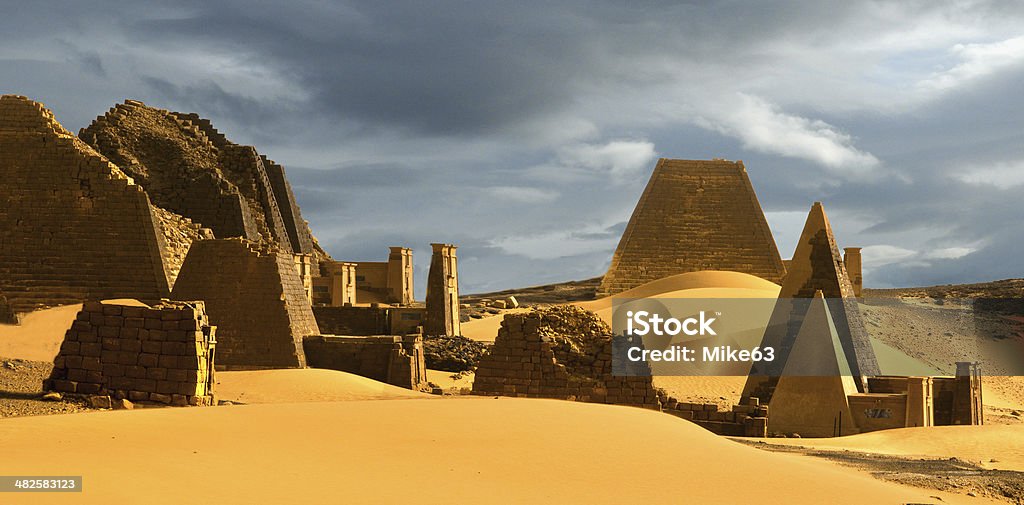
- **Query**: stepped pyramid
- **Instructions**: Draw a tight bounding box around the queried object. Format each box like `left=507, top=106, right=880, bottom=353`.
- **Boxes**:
left=743, top=202, right=879, bottom=403
left=766, top=291, right=860, bottom=436
left=597, top=159, right=786, bottom=297
left=0, top=95, right=172, bottom=312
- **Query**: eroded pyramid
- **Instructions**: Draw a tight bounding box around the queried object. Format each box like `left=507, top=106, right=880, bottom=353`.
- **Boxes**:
left=597, top=159, right=786, bottom=297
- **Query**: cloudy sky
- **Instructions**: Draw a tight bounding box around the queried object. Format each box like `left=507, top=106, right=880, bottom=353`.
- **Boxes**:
left=3, top=1, right=1023, bottom=295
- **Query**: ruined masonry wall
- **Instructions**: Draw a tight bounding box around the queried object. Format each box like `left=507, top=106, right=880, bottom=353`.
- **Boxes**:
left=303, top=335, right=426, bottom=390
left=44, top=300, right=215, bottom=406
left=471, top=313, right=661, bottom=408
left=0, top=95, right=170, bottom=313
left=171, top=239, right=318, bottom=369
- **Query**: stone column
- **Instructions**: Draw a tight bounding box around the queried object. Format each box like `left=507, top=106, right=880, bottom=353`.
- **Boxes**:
left=843, top=247, right=863, bottom=298
left=425, top=243, right=460, bottom=336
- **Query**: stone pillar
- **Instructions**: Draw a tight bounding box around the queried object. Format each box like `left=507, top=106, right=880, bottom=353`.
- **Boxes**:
left=425, top=243, right=460, bottom=336
left=905, top=376, right=933, bottom=427
left=387, top=247, right=414, bottom=305
left=843, top=247, right=863, bottom=298
left=327, top=262, right=358, bottom=306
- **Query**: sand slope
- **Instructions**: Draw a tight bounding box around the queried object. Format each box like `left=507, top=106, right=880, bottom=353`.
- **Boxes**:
left=214, top=368, right=428, bottom=403
left=0, top=398, right=998, bottom=504
left=461, top=271, right=780, bottom=342
left=0, top=300, right=147, bottom=362
left=754, top=424, right=1024, bottom=472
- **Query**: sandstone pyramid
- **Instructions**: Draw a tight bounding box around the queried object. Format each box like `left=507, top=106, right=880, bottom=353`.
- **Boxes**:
left=171, top=239, right=319, bottom=369
left=0, top=95, right=180, bottom=312
left=79, top=100, right=326, bottom=262
left=766, top=291, right=860, bottom=437
left=597, top=159, right=786, bottom=297
left=743, top=202, right=879, bottom=403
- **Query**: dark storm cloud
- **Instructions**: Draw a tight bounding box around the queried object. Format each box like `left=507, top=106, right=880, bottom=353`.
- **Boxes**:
left=2, top=0, right=1024, bottom=292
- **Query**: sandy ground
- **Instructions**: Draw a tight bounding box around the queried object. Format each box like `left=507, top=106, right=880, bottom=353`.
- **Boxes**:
left=0, top=299, right=147, bottom=362
left=214, top=368, right=429, bottom=404
left=0, top=397, right=1003, bottom=505
left=425, top=368, right=474, bottom=393
left=744, top=424, right=1024, bottom=472
left=460, top=307, right=530, bottom=341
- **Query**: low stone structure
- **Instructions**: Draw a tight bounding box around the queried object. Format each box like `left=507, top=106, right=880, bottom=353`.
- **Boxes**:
left=171, top=239, right=319, bottom=369
left=303, top=334, right=426, bottom=389
left=313, top=305, right=424, bottom=336
left=472, top=310, right=660, bottom=408
left=44, top=300, right=215, bottom=406
left=471, top=308, right=767, bottom=436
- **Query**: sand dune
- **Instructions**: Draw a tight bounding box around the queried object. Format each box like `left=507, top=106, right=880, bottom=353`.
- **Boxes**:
left=461, top=271, right=780, bottom=342
left=214, top=368, right=428, bottom=404
left=460, top=308, right=530, bottom=342
left=754, top=424, right=1024, bottom=472
left=0, top=397, right=998, bottom=504
left=0, top=300, right=147, bottom=362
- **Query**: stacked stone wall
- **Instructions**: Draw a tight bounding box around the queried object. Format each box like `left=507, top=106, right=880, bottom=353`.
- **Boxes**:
left=303, top=335, right=427, bottom=389
left=313, top=306, right=390, bottom=336
left=472, top=312, right=661, bottom=408
left=44, top=300, right=215, bottom=406
left=0, top=95, right=171, bottom=313
left=472, top=310, right=768, bottom=436
left=171, top=239, right=318, bottom=369
left=598, top=159, right=786, bottom=296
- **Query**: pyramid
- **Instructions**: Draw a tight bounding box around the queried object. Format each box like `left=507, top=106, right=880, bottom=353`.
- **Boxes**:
left=0, top=95, right=172, bottom=312
left=743, top=202, right=879, bottom=403
left=79, top=100, right=324, bottom=259
left=171, top=239, right=319, bottom=369
left=766, top=291, right=860, bottom=437
left=597, top=159, right=786, bottom=297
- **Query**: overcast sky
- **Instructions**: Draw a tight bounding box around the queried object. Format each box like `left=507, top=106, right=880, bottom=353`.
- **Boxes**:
left=3, top=1, right=1023, bottom=296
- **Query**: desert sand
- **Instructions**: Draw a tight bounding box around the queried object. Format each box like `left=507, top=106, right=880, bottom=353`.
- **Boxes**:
left=0, top=300, right=146, bottom=362
left=214, top=368, right=428, bottom=404
left=752, top=424, right=1024, bottom=472
left=461, top=271, right=780, bottom=342
left=0, top=397, right=1002, bottom=505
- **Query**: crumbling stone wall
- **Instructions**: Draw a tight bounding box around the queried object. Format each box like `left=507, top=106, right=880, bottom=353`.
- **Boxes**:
left=0, top=95, right=171, bottom=313
left=471, top=308, right=661, bottom=408
left=472, top=306, right=768, bottom=436
left=171, top=239, right=318, bottom=369
left=44, top=300, right=215, bottom=406
left=313, top=306, right=390, bottom=335
left=152, top=206, right=209, bottom=286
left=303, top=335, right=426, bottom=389
left=598, top=159, right=787, bottom=297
